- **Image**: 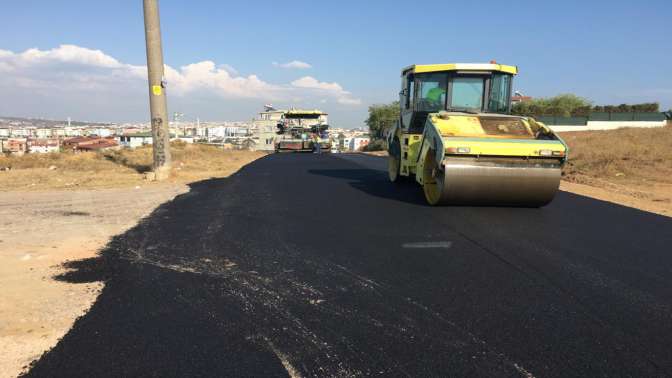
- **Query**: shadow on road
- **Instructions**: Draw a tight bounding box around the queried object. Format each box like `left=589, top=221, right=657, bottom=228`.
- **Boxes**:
left=308, top=167, right=545, bottom=209
left=308, top=168, right=427, bottom=206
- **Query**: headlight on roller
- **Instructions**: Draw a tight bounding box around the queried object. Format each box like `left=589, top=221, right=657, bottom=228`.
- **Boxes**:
left=447, top=147, right=471, bottom=154
left=539, top=149, right=565, bottom=157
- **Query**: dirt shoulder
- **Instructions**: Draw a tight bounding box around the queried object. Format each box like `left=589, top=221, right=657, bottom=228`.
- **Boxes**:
left=0, top=185, right=188, bottom=377
left=0, top=148, right=265, bottom=378
left=559, top=126, right=672, bottom=217
left=0, top=143, right=267, bottom=192
left=559, top=180, right=671, bottom=217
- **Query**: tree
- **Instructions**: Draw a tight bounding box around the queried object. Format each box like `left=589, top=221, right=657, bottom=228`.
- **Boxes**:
left=512, top=94, right=591, bottom=117
left=365, top=102, right=399, bottom=139
left=337, top=133, right=346, bottom=151
left=514, top=95, right=661, bottom=117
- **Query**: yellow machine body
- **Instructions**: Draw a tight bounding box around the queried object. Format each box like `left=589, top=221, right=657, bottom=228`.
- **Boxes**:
left=387, top=63, right=568, bottom=206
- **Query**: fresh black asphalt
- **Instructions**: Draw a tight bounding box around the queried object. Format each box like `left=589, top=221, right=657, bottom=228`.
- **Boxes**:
left=25, top=153, right=672, bottom=377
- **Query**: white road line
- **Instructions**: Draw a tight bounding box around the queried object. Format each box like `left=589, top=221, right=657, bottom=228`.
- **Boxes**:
left=402, top=241, right=452, bottom=249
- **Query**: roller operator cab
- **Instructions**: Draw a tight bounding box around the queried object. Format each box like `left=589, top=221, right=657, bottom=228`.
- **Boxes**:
left=386, top=63, right=568, bottom=206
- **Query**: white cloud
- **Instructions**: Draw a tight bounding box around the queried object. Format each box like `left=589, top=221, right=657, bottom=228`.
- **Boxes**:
left=337, top=97, right=363, bottom=105
left=163, top=60, right=282, bottom=99
left=272, top=60, right=312, bottom=69
left=291, top=76, right=343, bottom=91
left=12, top=44, right=123, bottom=68
left=0, top=44, right=363, bottom=121
left=218, top=64, right=238, bottom=76
left=291, top=76, right=362, bottom=106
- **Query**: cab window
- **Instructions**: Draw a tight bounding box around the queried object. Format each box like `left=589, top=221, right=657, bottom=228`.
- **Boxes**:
left=450, top=77, right=484, bottom=110
left=487, top=74, right=512, bottom=113
left=405, top=75, right=415, bottom=109
left=416, top=74, right=447, bottom=112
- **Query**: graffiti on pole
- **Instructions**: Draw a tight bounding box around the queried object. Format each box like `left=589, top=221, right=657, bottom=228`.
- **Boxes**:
left=152, top=117, right=167, bottom=166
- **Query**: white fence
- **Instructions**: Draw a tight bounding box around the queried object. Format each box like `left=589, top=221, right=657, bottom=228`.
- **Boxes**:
left=549, top=121, right=667, bottom=132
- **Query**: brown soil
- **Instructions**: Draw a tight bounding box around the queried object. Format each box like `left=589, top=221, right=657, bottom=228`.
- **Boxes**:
left=559, top=126, right=672, bottom=217
left=560, top=126, right=672, bottom=187
left=560, top=177, right=672, bottom=216
left=0, top=185, right=187, bottom=377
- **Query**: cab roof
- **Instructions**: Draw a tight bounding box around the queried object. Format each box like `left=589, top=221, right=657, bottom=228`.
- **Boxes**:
left=403, top=63, right=518, bottom=75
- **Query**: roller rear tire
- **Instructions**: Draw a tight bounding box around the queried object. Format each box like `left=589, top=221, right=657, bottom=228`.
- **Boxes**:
left=388, top=139, right=402, bottom=183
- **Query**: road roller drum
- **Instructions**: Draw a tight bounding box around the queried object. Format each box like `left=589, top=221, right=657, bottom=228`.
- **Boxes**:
left=422, top=157, right=562, bottom=206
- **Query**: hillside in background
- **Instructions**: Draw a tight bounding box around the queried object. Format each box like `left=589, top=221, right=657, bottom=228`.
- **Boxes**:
left=0, top=116, right=114, bottom=128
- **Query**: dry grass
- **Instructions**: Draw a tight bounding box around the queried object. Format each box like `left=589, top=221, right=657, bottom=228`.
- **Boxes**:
left=0, top=142, right=266, bottom=191
left=560, top=125, right=672, bottom=187
left=559, top=125, right=672, bottom=215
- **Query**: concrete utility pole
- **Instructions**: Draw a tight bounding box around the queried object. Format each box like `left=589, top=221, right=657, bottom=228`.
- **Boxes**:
left=143, top=0, right=171, bottom=180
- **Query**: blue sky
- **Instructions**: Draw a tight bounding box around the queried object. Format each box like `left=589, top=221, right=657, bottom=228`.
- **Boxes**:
left=0, top=0, right=670, bottom=127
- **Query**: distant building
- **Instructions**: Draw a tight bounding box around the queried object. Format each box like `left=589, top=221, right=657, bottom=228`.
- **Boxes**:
left=63, top=127, right=85, bottom=137
left=342, top=137, right=352, bottom=151
left=200, top=126, right=250, bottom=139
left=252, top=106, right=286, bottom=152
left=63, top=137, right=118, bottom=152
left=121, top=127, right=144, bottom=135
left=10, top=128, right=30, bottom=137
left=35, top=128, right=53, bottom=138
left=349, top=137, right=370, bottom=151
left=29, top=139, right=60, bottom=154
left=85, top=127, right=115, bottom=137
left=117, top=133, right=154, bottom=148
left=117, top=132, right=187, bottom=148
left=75, top=139, right=119, bottom=152
left=511, top=95, right=533, bottom=104
left=5, top=138, right=28, bottom=155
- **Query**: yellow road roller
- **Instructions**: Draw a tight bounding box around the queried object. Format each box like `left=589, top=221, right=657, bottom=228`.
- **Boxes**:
left=386, top=63, right=568, bottom=206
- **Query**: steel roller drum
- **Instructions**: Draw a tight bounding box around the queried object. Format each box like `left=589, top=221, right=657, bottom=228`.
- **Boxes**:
left=423, top=157, right=562, bottom=207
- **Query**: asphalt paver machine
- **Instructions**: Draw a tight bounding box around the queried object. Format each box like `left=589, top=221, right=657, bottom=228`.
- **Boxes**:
left=275, top=109, right=331, bottom=152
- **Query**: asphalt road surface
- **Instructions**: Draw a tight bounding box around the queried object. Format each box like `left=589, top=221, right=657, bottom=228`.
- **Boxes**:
left=26, top=153, right=672, bottom=377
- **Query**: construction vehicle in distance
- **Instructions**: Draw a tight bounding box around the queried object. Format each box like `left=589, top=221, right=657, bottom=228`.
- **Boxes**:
left=386, top=62, right=568, bottom=206
left=275, top=109, right=332, bottom=152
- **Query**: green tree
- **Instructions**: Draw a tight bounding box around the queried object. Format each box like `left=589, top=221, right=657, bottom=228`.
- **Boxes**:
left=337, top=133, right=346, bottom=151
left=365, top=101, right=400, bottom=139
left=628, top=103, right=659, bottom=113
left=512, top=94, right=592, bottom=117
left=514, top=95, right=661, bottom=117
